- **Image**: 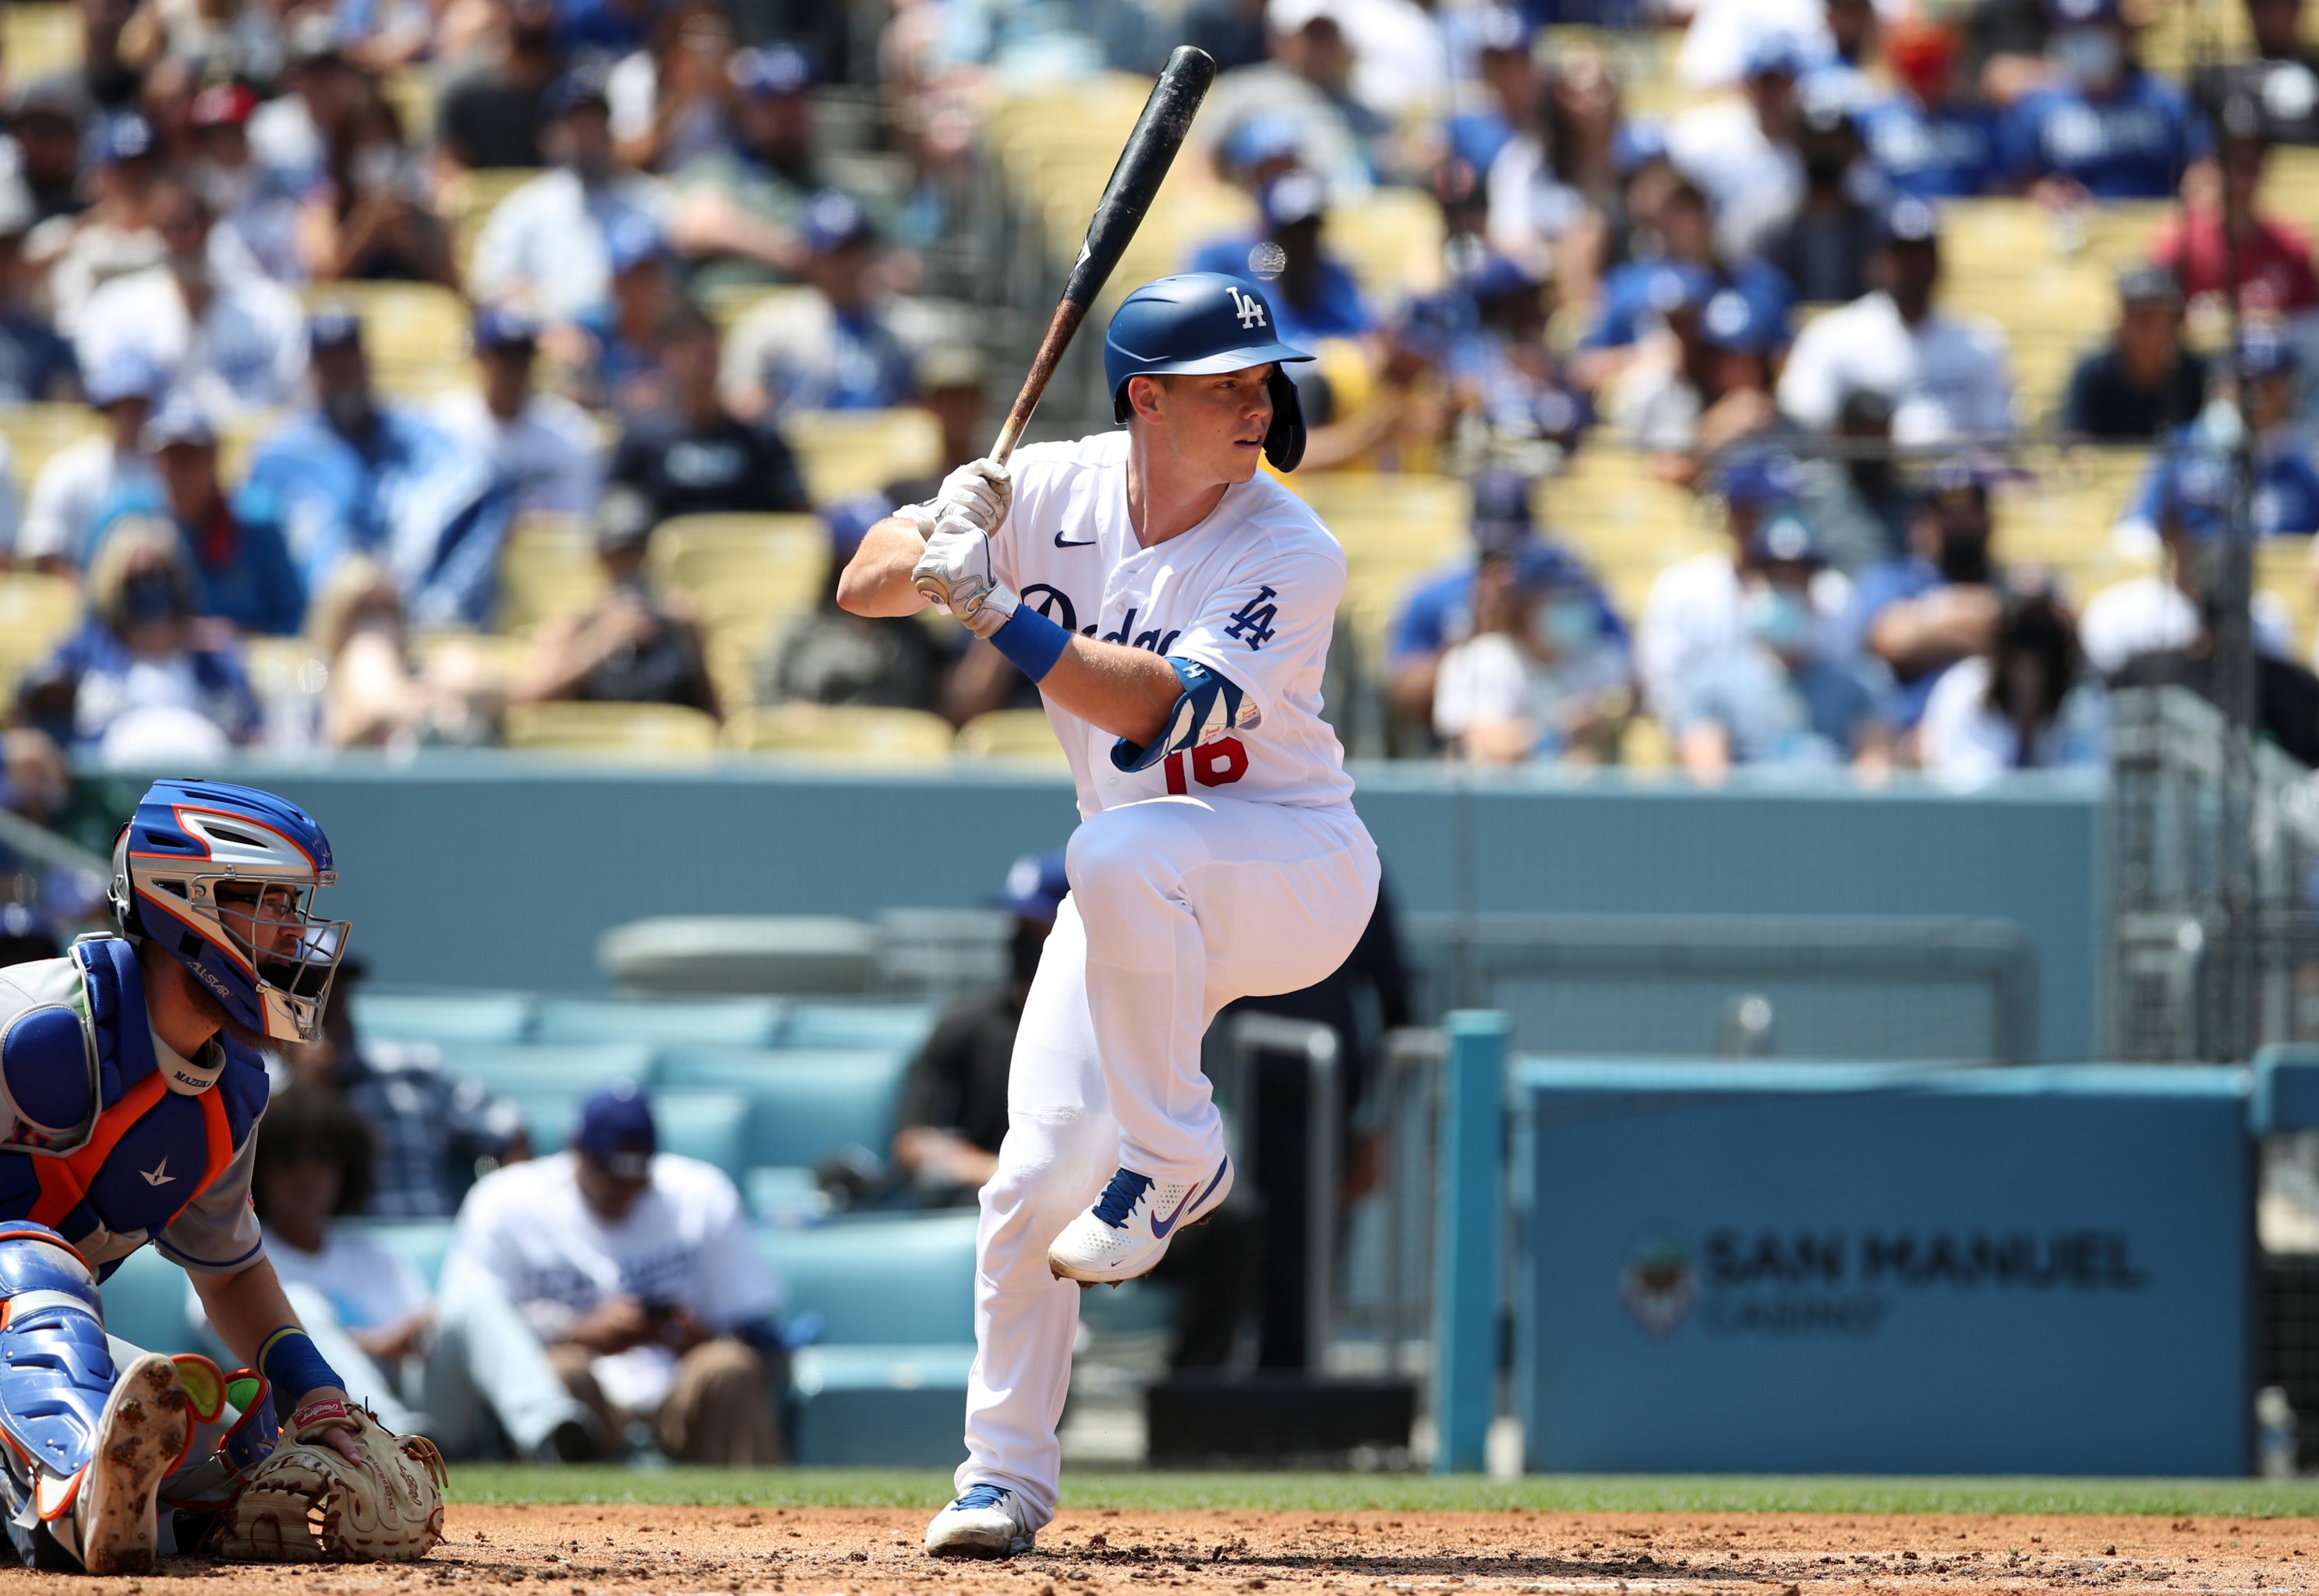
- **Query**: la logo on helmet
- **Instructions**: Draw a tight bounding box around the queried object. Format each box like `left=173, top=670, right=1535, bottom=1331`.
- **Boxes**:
left=1225, top=284, right=1267, bottom=330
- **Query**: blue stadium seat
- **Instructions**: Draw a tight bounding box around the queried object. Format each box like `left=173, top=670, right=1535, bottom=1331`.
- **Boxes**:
left=509, top=1087, right=752, bottom=1182
left=657, top=1048, right=910, bottom=1168
left=761, top=1212, right=976, bottom=1344
left=787, top=1344, right=976, bottom=1466
left=98, top=1247, right=214, bottom=1358
left=338, top=1220, right=456, bottom=1289
left=532, top=997, right=785, bottom=1048
left=778, top=1001, right=936, bottom=1053
left=350, top=990, right=536, bottom=1045
left=431, top=1041, right=660, bottom=1097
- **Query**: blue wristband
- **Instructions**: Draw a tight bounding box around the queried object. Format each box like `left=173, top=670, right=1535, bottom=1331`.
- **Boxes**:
left=988, top=604, right=1072, bottom=683
left=259, top=1326, right=344, bottom=1404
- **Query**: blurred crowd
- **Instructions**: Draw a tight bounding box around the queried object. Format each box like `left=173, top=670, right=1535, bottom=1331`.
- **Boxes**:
left=0, top=0, right=2309, bottom=787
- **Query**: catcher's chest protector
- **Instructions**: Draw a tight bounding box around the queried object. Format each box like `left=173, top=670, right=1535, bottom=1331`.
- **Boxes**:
left=0, top=938, right=265, bottom=1266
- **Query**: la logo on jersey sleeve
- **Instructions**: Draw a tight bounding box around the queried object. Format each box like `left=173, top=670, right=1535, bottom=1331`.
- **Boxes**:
left=1223, top=584, right=1279, bottom=650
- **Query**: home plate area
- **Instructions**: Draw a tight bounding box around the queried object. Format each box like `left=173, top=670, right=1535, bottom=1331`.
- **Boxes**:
left=16, top=1507, right=2312, bottom=1596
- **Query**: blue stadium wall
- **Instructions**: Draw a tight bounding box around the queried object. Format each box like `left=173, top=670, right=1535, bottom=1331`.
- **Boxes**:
left=147, top=757, right=2112, bottom=1061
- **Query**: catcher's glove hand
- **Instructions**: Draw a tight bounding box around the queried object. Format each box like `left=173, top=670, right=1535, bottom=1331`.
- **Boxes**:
left=215, top=1396, right=447, bottom=1563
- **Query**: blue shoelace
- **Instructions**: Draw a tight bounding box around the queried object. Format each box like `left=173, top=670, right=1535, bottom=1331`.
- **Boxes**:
left=953, top=1484, right=1013, bottom=1512
left=1091, top=1168, right=1154, bottom=1229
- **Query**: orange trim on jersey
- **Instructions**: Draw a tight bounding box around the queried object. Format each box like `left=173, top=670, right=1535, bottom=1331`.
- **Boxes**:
left=28, top=1072, right=235, bottom=1239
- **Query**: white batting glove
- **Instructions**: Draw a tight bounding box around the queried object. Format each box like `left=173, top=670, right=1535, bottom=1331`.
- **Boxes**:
left=930, top=458, right=1011, bottom=538
left=912, top=516, right=1020, bottom=637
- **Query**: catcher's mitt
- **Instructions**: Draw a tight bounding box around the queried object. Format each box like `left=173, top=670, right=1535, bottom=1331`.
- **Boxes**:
left=214, top=1397, right=447, bottom=1563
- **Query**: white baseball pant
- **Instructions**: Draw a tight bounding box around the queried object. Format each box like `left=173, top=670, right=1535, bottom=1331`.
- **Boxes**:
left=956, top=794, right=1380, bottom=1527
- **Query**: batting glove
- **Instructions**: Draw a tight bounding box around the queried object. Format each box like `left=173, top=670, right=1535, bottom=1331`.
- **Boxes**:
left=913, top=517, right=1020, bottom=637
left=931, top=458, right=1012, bottom=538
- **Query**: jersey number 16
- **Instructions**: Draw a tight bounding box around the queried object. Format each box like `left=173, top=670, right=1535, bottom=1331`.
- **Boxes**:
left=1162, top=736, right=1248, bottom=794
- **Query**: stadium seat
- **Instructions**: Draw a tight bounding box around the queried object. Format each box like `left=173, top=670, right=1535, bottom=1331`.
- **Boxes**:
left=337, top=1220, right=456, bottom=1289
left=504, top=701, right=722, bottom=761
left=784, top=1344, right=977, bottom=1467
left=783, top=409, right=944, bottom=505
left=532, top=996, right=787, bottom=1047
left=0, top=404, right=101, bottom=485
left=299, top=283, right=473, bottom=397
left=497, top=514, right=606, bottom=632
left=0, top=574, right=84, bottom=697
left=431, top=1040, right=659, bottom=1096
left=781, top=1001, right=939, bottom=1052
left=348, top=988, right=537, bottom=1045
left=721, top=704, right=954, bottom=761
left=954, top=708, right=1066, bottom=761
left=510, top=1086, right=751, bottom=1179
left=441, top=168, right=543, bottom=274
left=656, top=1047, right=911, bottom=1167
left=97, top=1246, right=217, bottom=1359
left=599, top=914, right=879, bottom=995
left=2, top=5, right=80, bottom=80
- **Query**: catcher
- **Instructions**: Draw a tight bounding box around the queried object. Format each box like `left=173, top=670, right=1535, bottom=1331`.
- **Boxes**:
left=0, top=777, right=443, bottom=1573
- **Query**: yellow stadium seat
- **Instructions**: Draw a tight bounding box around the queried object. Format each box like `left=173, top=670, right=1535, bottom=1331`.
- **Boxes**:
left=0, top=574, right=83, bottom=694
left=497, top=515, right=607, bottom=632
left=0, top=404, right=102, bottom=486
left=723, top=704, right=954, bottom=761
left=2, top=5, right=80, bottom=81
left=784, top=409, right=944, bottom=504
left=301, top=282, right=473, bottom=397
left=647, top=514, right=826, bottom=634
left=504, top=701, right=719, bottom=759
left=440, top=168, right=543, bottom=274
left=2257, top=539, right=2318, bottom=653
left=956, top=708, right=1066, bottom=762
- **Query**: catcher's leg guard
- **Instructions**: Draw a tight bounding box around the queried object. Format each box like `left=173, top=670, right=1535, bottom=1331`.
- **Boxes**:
left=0, top=1226, right=190, bottom=1572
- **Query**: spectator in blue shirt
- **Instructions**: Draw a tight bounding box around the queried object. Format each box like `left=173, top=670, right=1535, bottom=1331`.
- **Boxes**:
left=2118, top=328, right=2319, bottom=554
left=1571, top=178, right=1794, bottom=393
left=1186, top=168, right=1373, bottom=348
left=85, top=397, right=304, bottom=636
left=1844, top=456, right=2010, bottom=729
left=1858, top=12, right=2006, bottom=198
left=239, top=305, right=514, bottom=629
left=2002, top=0, right=2208, bottom=202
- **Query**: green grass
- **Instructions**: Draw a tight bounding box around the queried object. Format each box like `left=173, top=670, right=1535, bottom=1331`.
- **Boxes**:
left=448, top=1467, right=2319, bottom=1519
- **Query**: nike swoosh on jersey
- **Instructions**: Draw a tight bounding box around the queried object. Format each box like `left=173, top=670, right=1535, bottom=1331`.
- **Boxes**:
left=1054, top=531, right=1098, bottom=548
left=1147, top=1160, right=1229, bottom=1239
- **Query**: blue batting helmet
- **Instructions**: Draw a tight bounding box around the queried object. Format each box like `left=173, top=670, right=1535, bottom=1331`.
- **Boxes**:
left=108, top=779, right=351, bottom=1043
left=1102, top=273, right=1314, bottom=471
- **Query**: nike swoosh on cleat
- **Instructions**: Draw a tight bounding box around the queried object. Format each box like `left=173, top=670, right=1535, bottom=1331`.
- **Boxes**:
left=1147, top=1160, right=1228, bottom=1239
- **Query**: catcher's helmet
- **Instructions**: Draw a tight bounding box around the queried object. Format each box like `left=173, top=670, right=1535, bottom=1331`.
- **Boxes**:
left=1103, top=273, right=1314, bottom=471
left=108, top=778, right=351, bottom=1043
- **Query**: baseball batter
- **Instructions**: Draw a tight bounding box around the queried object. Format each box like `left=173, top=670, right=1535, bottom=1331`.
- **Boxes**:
left=839, top=272, right=1379, bottom=1559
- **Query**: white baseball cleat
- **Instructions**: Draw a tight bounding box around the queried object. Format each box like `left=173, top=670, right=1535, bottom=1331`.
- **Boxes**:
left=1047, top=1159, right=1232, bottom=1286
left=73, top=1354, right=193, bottom=1575
left=925, top=1483, right=1036, bottom=1559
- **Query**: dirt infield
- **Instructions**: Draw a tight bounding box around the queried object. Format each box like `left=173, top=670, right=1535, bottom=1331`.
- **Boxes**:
left=10, top=1505, right=2313, bottom=1596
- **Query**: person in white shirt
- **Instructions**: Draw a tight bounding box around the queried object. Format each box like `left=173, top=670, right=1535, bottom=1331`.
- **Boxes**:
left=1776, top=196, right=2014, bottom=446
left=1668, top=31, right=1806, bottom=261
left=447, top=1084, right=785, bottom=1465
left=195, top=1085, right=601, bottom=1461
left=466, top=66, right=672, bottom=328
left=74, top=177, right=307, bottom=419
left=1433, top=539, right=1632, bottom=764
left=1675, top=0, right=1835, bottom=88
left=18, top=349, right=160, bottom=573
left=430, top=305, right=602, bottom=514
left=1918, top=589, right=2108, bottom=786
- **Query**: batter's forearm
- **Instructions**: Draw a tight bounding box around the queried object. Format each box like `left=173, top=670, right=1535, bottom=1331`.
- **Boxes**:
left=837, top=520, right=933, bottom=616
left=1038, top=636, right=1180, bottom=746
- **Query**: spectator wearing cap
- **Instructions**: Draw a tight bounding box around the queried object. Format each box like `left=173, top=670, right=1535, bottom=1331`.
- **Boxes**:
left=1198, top=5, right=1389, bottom=200
left=612, top=302, right=808, bottom=518
left=1441, top=8, right=1536, bottom=179
left=608, top=2, right=737, bottom=175
left=240, top=307, right=514, bottom=627
left=1918, top=590, right=2106, bottom=786
left=720, top=190, right=940, bottom=421
left=1777, top=196, right=2015, bottom=445
left=1857, top=12, right=2007, bottom=199
left=17, top=514, right=262, bottom=762
left=10, top=82, right=90, bottom=228
left=513, top=485, right=720, bottom=719
left=189, top=82, right=302, bottom=283
left=447, top=1083, right=787, bottom=1466
left=2061, top=266, right=2208, bottom=440
left=2001, top=0, right=2208, bottom=203
left=84, top=396, right=302, bottom=634
left=1664, top=512, right=1893, bottom=781
left=17, top=349, right=158, bottom=575
left=2194, top=0, right=2319, bottom=147
left=567, top=213, right=681, bottom=418
left=665, top=43, right=833, bottom=297
left=40, top=111, right=164, bottom=336
left=1569, top=179, right=1794, bottom=395
left=1840, top=458, right=2011, bottom=731
left=468, top=64, right=673, bottom=328
left=435, top=0, right=557, bottom=175
left=2151, top=132, right=2319, bottom=326
left=0, top=181, right=79, bottom=406
left=432, top=306, right=603, bottom=515
left=1636, top=450, right=1855, bottom=717
left=76, top=175, right=308, bottom=418
left=1385, top=469, right=1626, bottom=736
left=1432, top=535, right=1634, bottom=765
left=1669, top=30, right=1806, bottom=263
left=1186, top=169, right=1373, bottom=350
left=1608, top=283, right=1790, bottom=485
left=892, top=852, right=1069, bottom=1206
left=759, top=494, right=950, bottom=715
left=249, top=15, right=366, bottom=202
left=1483, top=40, right=1623, bottom=295
left=1762, top=95, right=1886, bottom=306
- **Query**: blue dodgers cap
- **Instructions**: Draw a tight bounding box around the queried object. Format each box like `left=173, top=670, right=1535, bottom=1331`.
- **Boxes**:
left=2155, top=449, right=2234, bottom=538
left=1258, top=168, right=1327, bottom=231
left=801, top=189, right=873, bottom=253
left=1612, top=118, right=1668, bottom=178
left=1468, top=252, right=1543, bottom=302
left=94, top=111, right=155, bottom=167
left=1748, top=508, right=1824, bottom=565
left=309, top=303, right=363, bottom=351
left=1476, top=4, right=1535, bottom=55
left=1713, top=449, right=1805, bottom=509
left=1882, top=194, right=1942, bottom=246
left=545, top=64, right=612, bottom=117
left=473, top=303, right=541, bottom=350
left=1700, top=287, right=1783, bottom=354
left=606, top=210, right=666, bottom=274
left=1222, top=114, right=1303, bottom=174
left=1469, top=467, right=1536, bottom=554
left=85, top=348, right=162, bottom=408
left=2240, top=325, right=2300, bottom=379
left=574, top=1082, right=657, bottom=1178
left=140, top=394, right=214, bottom=451
left=1645, top=260, right=1717, bottom=316
left=729, top=41, right=812, bottom=99
left=2049, top=0, right=2121, bottom=22
left=999, top=852, right=1069, bottom=923
left=1742, top=28, right=1808, bottom=77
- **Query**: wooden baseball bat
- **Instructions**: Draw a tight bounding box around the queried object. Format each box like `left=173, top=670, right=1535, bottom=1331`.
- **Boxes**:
left=988, top=45, right=1217, bottom=465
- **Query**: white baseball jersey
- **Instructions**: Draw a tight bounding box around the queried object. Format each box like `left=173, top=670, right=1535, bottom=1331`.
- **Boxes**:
left=986, top=430, right=1355, bottom=817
